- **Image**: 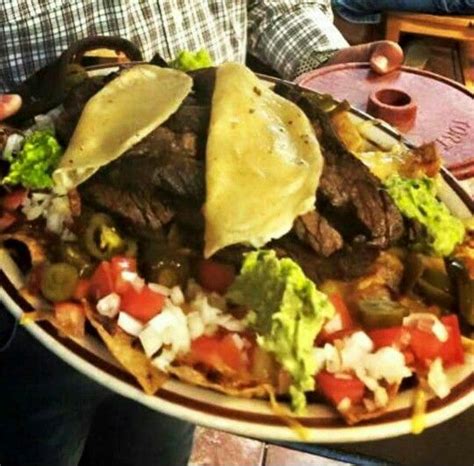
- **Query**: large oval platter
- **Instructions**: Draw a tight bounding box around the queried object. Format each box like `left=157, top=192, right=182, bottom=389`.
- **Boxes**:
left=0, top=66, right=472, bottom=443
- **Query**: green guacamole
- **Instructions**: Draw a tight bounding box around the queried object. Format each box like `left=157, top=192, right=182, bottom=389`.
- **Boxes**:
left=170, top=49, right=213, bottom=72
left=227, top=250, right=335, bottom=413
left=3, top=130, right=63, bottom=189
left=385, top=175, right=465, bottom=256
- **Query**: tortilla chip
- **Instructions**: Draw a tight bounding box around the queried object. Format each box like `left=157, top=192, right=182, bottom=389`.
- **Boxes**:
left=339, top=383, right=400, bottom=425
left=85, top=305, right=167, bottom=395
left=53, top=65, right=193, bottom=190
left=0, top=230, right=47, bottom=266
left=204, top=63, right=323, bottom=257
left=168, top=365, right=269, bottom=398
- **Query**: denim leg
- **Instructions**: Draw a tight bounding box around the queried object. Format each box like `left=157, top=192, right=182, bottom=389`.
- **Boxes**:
left=0, top=327, right=108, bottom=466
left=332, top=0, right=474, bottom=22
left=80, top=394, right=196, bottom=466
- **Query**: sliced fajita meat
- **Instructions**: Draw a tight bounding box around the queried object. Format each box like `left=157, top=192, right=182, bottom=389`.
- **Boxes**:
left=274, top=237, right=380, bottom=283
left=293, top=210, right=343, bottom=257
left=121, top=126, right=199, bottom=160
left=164, top=104, right=211, bottom=135
left=275, top=84, right=405, bottom=249
left=79, top=182, right=175, bottom=234
left=55, top=74, right=116, bottom=144
left=95, top=139, right=205, bottom=202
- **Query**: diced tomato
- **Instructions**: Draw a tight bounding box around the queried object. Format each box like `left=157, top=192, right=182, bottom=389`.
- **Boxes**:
left=317, top=294, right=356, bottom=344
left=321, top=328, right=357, bottom=345
left=2, top=189, right=27, bottom=211
left=409, top=327, right=443, bottom=365
left=73, top=279, right=90, bottom=301
left=402, top=350, right=415, bottom=366
left=110, top=256, right=137, bottom=276
left=367, top=327, right=410, bottom=350
left=0, top=211, right=17, bottom=232
left=366, top=315, right=465, bottom=368
left=197, top=259, right=235, bottom=294
left=120, top=285, right=165, bottom=322
left=190, top=333, right=248, bottom=372
left=330, top=293, right=355, bottom=329
left=316, top=371, right=365, bottom=406
left=54, top=302, right=85, bottom=338
left=439, top=315, right=464, bottom=367
left=89, top=261, right=115, bottom=300
left=110, top=256, right=137, bottom=294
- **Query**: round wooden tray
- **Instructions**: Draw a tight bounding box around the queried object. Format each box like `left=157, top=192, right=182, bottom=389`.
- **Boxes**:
left=296, top=63, right=474, bottom=180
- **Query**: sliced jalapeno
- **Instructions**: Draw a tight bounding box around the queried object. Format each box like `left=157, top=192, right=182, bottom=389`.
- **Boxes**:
left=446, top=258, right=474, bottom=326
left=40, top=262, right=79, bottom=302
left=60, top=243, right=94, bottom=277
left=83, top=213, right=125, bottom=260
left=358, top=298, right=409, bottom=329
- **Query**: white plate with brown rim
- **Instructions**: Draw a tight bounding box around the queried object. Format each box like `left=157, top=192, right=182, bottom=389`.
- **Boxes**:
left=0, top=67, right=473, bottom=443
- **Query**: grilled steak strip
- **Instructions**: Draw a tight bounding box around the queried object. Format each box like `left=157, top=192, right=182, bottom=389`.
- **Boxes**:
left=121, top=127, right=199, bottom=160
left=164, top=104, right=210, bottom=135
left=79, top=182, right=175, bottom=234
left=98, top=147, right=205, bottom=202
left=274, top=237, right=380, bottom=283
left=275, top=84, right=405, bottom=249
left=55, top=75, right=117, bottom=144
left=294, top=211, right=343, bottom=257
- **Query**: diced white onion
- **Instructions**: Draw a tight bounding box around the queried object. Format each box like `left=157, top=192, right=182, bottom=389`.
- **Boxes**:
left=2, top=133, right=24, bottom=160
left=337, top=397, right=352, bottom=412
left=323, top=343, right=342, bottom=374
left=432, top=320, right=449, bottom=343
left=122, top=271, right=145, bottom=292
left=148, top=282, right=170, bottom=296
left=96, top=292, right=121, bottom=318
left=22, top=192, right=73, bottom=236
left=403, top=313, right=448, bottom=342
left=187, top=311, right=205, bottom=340
left=340, top=331, right=373, bottom=370
left=323, top=313, right=343, bottom=335
left=364, top=347, right=412, bottom=385
left=117, top=312, right=144, bottom=336
left=170, top=286, right=185, bottom=305
left=374, top=386, right=389, bottom=408
left=152, top=348, right=176, bottom=372
left=139, top=325, right=164, bottom=358
left=142, top=303, right=191, bottom=357
left=216, top=313, right=245, bottom=332
left=428, top=358, right=451, bottom=399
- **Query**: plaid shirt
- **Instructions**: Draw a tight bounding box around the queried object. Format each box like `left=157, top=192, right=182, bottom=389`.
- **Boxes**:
left=0, top=1, right=348, bottom=92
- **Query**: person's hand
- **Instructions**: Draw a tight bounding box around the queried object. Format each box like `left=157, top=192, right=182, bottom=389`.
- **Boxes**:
left=325, top=40, right=404, bottom=74
left=0, top=94, right=22, bottom=120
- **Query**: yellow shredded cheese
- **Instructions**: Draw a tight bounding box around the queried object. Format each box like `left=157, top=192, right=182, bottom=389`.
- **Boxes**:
left=411, top=387, right=427, bottom=435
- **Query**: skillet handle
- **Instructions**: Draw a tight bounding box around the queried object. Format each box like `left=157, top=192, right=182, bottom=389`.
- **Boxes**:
left=9, top=36, right=143, bottom=123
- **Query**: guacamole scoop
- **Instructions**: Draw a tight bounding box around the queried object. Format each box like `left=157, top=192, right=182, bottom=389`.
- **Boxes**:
left=384, top=175, right=465, bottom=257
left=227, top=250, right=335, bottom=413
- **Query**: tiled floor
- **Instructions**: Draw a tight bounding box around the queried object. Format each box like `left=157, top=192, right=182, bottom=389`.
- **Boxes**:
left=188, top=427, right=349, bottom=466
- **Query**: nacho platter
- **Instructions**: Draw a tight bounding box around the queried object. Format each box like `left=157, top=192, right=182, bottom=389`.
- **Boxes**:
left=0, top=55, right=473, bottom=443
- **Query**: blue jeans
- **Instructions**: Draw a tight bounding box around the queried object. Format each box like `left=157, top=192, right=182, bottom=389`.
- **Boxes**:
left=332, top=0, right=474, bottom=23
left=0, top=309, right=194, bottom=466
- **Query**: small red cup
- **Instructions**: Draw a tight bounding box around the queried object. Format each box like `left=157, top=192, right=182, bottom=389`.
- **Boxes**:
left=367, top=88, right=417, bottom=132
